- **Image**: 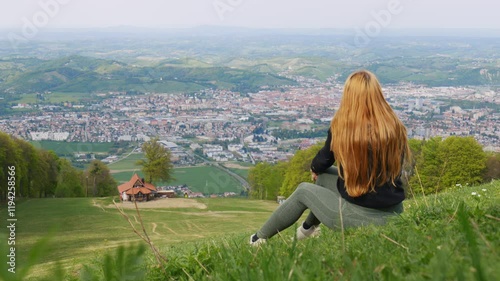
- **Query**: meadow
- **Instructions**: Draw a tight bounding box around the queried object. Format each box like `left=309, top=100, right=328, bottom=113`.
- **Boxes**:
left=31, top=141, right=114, bottom=155
left=16, top=92, right=86, bottom=104
left=112, top=165, right=245, bottom=194
left=0, top=197, right=278, bottom=280
left=108, top=153, right=145, bottom=172
left=109, top=153, right=247, bottom=194
left=1, top=182, right=498, bottom=280
left=221, top=162, right=252, bottom=180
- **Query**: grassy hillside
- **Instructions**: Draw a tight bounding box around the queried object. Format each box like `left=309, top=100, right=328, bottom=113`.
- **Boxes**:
left=0, top=197, right=278, bottom=280
left=0, top=181, right=498, bottom=280
left=0, top=56, right=296, bottom=95
left=151, top=181, right=499, bottom=281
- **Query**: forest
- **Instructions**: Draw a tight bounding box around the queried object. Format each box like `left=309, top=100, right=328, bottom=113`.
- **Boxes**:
left=248, top=136, right=500, bottom=200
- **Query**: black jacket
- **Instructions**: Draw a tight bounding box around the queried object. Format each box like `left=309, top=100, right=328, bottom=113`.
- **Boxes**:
left=310, top=130, right=405, bottom=209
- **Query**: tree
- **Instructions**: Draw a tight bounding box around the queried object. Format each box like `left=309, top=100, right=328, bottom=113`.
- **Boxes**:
left=249, top=161, right=287, bottom=200
left=280, top=144, right=322, bottom=197
left=86, top=159, right=117, bottom=197
left=55, top=158, right=84, bottom=197
left=37, top=150, right=60, bottom=198
left=0, top=131, right=18, bottom=200
left=136, top=137, right=173, bottom=184
left=483, top=152, right=500, bottom=182
left=266, top=161, right=287, bottom=200
left=13, top=138, right=39, bottom=198
left=409, top=137, right=444, bottom=194
left=248, top=162, right=267, bottom=199
left=438, top=137, right=486, bottom=188
left=409, top=136, right=486, bottom=194
left=0, top=131, right=91, bottom=198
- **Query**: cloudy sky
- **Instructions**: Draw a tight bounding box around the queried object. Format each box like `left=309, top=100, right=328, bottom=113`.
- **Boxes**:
left=0, top=0, right=498, bottom=30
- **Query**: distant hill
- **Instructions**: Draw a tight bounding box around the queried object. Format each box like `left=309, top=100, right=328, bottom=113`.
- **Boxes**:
left=0, top=55, right=297, bottom=94
left=1, top=32, right=500, bottom=96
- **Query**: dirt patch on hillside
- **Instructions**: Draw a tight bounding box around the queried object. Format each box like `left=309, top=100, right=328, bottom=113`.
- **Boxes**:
left=109, top=169, right=139, bottom=174
left=223, top=163, right=251, bottom=169
left=110, top=198, right=207, bottom=209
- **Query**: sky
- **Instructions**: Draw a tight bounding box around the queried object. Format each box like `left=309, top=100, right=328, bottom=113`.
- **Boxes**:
left=0, top=0, right=499, bottom=30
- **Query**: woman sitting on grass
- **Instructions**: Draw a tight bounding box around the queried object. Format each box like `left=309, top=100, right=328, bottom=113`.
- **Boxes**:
left=250, top=70, right=410, bottom=245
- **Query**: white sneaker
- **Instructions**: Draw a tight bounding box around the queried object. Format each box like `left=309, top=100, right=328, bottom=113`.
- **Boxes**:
left=249, top=234, right=266, bottom=246
left=296, top=223, right=321, bottom=240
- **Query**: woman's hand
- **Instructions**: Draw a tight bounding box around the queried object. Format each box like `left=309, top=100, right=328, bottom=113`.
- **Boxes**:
left=311, top=170, right=318, bottom=182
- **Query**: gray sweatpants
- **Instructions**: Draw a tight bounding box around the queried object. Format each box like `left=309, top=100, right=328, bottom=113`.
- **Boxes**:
left=256, top=167, right=403, bottom=239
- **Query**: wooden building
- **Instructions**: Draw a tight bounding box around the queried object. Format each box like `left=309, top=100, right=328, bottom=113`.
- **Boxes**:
left=117, top=174, right=157, bottom=202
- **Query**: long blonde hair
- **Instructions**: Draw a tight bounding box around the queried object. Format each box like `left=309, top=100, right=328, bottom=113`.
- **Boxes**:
left=330, top=70, right=410, bottom=197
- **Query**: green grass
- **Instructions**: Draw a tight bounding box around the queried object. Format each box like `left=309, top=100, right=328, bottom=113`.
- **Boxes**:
left=150, top=181, right=500, bottom=281
left=108, top=153, right=145, bottom=171
left=0, top=197, right=278, bottom=280
left=112, top=171, right=145, bottom=182
left=229, top=169, right=248, bottom=179
left=16, top=93, right=38, bottom=104
left=2, top=182, right=498, bottom=280
left=227, top=167, right=249, bottom=180
left=45, top=92, right=85, bottom=103
left=221, top=162, right=252, bottom=180
left=112, top=165, right=244, bottom=194
left=15, top=92, right=85, bottom=104
left=170, top=166, right=245, bottom=194
left=31, top=141, right=114, bottom=154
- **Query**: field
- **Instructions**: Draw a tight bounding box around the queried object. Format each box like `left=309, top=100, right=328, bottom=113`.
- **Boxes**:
left=108, top=153, right=145, bottom=171
left=112, top=165, right=245, bottom=194
left=0, top=182, right=499, bottom=280
left=1, top=182, right=498, bottom=281
left=0, top=197, right=278, bottom=280
left=109, top=153, right=246, bottom=193
left=31, top=141, right=114, bottom=154
left=16, top=92, right=86, bottom=104
left=221, top=162, right=252, bottom=180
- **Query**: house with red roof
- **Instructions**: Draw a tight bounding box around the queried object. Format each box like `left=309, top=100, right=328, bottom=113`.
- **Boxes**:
left=117, top=174, right=157, bottom=202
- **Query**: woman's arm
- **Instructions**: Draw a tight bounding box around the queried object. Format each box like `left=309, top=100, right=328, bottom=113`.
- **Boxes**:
left=310, top=129, right=335, bottom=174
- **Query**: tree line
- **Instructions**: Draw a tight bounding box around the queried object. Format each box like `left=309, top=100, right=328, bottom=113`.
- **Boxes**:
left=248, top=136, right=500, bottom=200
left=0, top=131, right=117, bottom=200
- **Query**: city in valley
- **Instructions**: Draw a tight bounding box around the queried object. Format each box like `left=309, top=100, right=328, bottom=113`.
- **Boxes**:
left=0, top=31, right=498, bottom=168
left=1, top=77, right=498, bottom=168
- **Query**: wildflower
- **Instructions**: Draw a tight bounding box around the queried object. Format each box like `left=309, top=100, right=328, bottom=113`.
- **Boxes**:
left=482, top=189, right=487, bottom=192
left=471, top=192, right=477, bottom=196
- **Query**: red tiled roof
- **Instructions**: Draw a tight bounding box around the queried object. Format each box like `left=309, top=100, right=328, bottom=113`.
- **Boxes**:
left=117, top=173, right=157, bottom=194
left=143, top=183, right=156, bottom=191
left=126, top=187, right=152, bottom=195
